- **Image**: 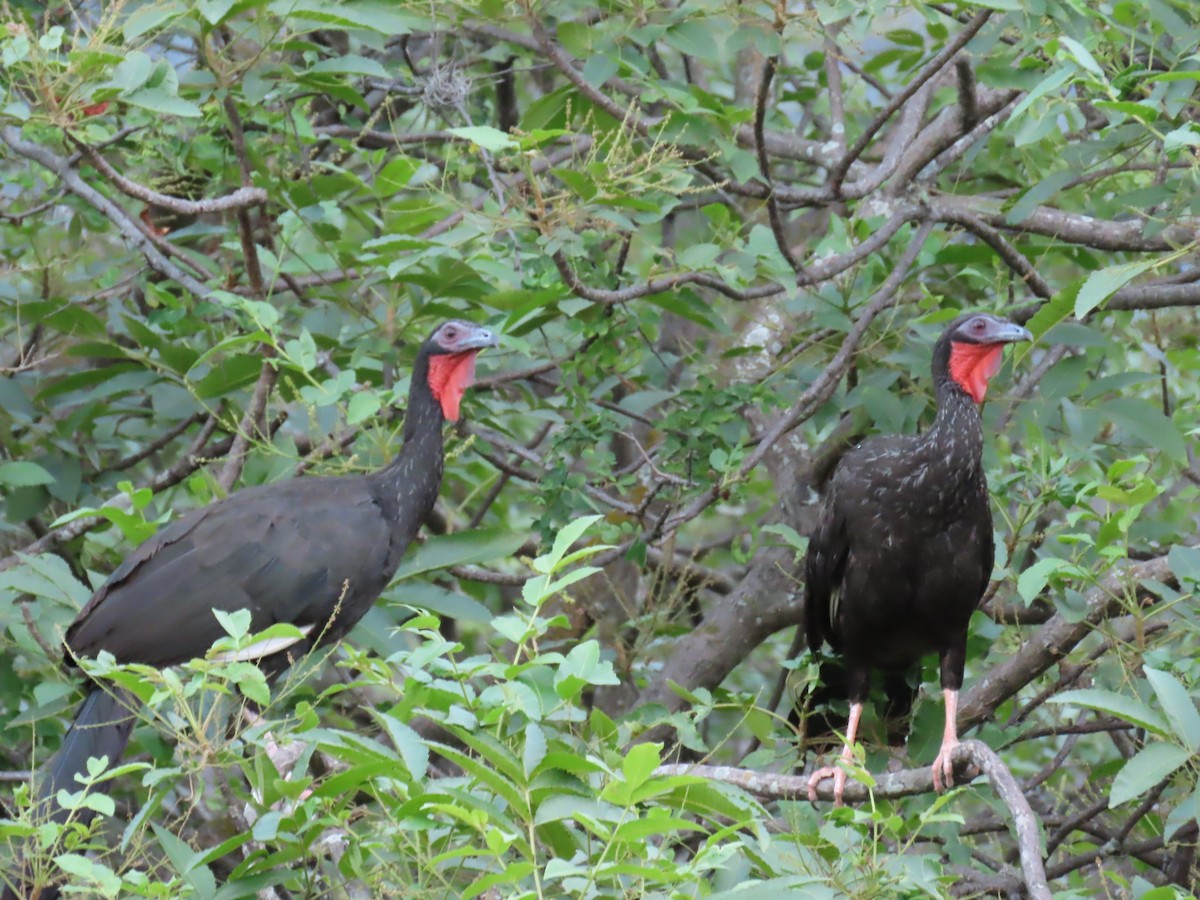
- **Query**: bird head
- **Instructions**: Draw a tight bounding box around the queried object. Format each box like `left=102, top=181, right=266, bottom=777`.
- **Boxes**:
left=423, top=320, right=499, bottom=421
left=937, top=313, right=1032, bottom=404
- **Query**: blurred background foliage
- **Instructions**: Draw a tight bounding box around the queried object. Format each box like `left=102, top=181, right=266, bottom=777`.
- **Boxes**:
left=0, top=0, right=1198, bottom=896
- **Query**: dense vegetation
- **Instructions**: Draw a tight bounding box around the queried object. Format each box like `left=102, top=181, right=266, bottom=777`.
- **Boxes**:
left=0, top=0, right=1198, bottom=896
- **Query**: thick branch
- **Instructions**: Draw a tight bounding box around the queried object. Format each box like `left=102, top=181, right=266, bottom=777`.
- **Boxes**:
left=959, top=555, right=1175, bottom=731
left=930, top=194, right=1198, bottom=253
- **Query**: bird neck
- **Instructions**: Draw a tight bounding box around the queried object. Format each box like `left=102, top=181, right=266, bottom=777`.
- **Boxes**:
left=376, top=354, right=446, bottom=526
left=926, top=377, right=985, bottom=473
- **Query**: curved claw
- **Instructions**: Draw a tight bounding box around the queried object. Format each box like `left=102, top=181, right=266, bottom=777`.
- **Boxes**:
left=807, top=765, right=848, bottom=806
left=932, top=737, right=960, bottom=792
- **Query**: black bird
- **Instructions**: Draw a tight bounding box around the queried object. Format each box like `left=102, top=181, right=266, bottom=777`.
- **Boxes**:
left=3, top=319, right=497, bottom=898
left=803, top=312, right=1030, bottom=805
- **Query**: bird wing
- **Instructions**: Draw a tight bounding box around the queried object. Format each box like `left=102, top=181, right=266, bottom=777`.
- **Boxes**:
left=65, top=477, right=395, bottom=668
left=803, top=487, right=849, bottom=654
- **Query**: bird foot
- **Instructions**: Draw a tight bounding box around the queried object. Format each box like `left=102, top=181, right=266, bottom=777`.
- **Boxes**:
left=807, top=764, right=848, bottom=806
left=932, top=736, right=960, bottom=792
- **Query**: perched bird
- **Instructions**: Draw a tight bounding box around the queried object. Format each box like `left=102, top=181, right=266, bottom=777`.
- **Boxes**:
left=803, top=312, right=1031, bottom=806
left=3, top=319, right=497, bottom=899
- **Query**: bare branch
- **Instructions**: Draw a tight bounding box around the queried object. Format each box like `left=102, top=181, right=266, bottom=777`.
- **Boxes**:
left=0, top=126, right=215, bottom=300
left=936, top=204, right=1054, bottom=298
left=70, top=138, right=267, bottom=214
left=828, top=10, right=993, bottom=194
left=754, top=56, right=803, bottom=273
left=217, top=359, right=278, bottom=492
left=929, top=193, right=1198, bottom=253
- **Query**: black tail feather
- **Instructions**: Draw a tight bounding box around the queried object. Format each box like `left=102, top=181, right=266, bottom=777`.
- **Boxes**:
left=3, top=686, right=136, bottom=899
left=40, top=686, right=136, bottom=824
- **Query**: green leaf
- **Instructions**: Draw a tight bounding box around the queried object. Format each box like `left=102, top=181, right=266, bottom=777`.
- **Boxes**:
left=523, top=722, right=546, bottom=777
left=197, top=0, right=235, bottom=24
left=0, top=461, right=56, bottom=487
left=533, top=795, right=625, bottom=826
left=447, top=126, right=518, bottom=152
left=390, top=582, right=492, bottom=623
left=123, top=88, right=203, bottom=117
left=555, top=640, right=620, bottom=693
left=122, top=2, right=186, bottom=39
left=1016, top=557, right=1077, bottom=603
left=1144, top=668, right=1200, bottom=752
left=463, top=863, right=536, bottom=900
left=1110, top=742, right=1191, bottom=807
left=309, top=55, right=392, bottom=79
left=1057, top=36, right=1104, bottom=78
left=251, top=810, right=282, bottom=841
left=1165, top=787, right=1200, bottom=839
left=213, top=608, right=252, bottom=641
left=1075, top=260, right=1156, bottom=318
left=1092, top=100, right=1157, bottom=123
left=392, top=528, right=526, bottom=581
left=533, top=514, right=605, bottom=575
left=1169, top=545, right=1200, bottom=587
left=346, top=390, right=381, bottom=424
left=52, top=855, right=121, bottom=894
left=1050, top=688, right=1170, bottom=736
left=611, top=814, right=704, bottom=842
left=1164, top=125, right=1200, bottom=152
left=665, top=21, right=718, bottom=58
left=761, top=523, right=808, bottom=554
left=151, top=823, right=217, bottom=898
left=1102, top=397, right=1187, bottom=462
left=1005, top=169, right=1077, bottom=225
left=375, top=713, right=429, bottom=781
left=622, top=742, right=662, bottom=791
left=1009, top=66, right=1075, bottom=122
left=581, top=54, right=618, bottom=88
left=267, top=0, right=418, bottom=35
left=110, top=50, right=154, bottom=92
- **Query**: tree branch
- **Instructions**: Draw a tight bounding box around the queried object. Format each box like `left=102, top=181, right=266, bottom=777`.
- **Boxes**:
left=828, top=10, right=993, bottom=194
left=657, top=739, right=1049, bottom=898
left=0, top=126, right=214, bottom=300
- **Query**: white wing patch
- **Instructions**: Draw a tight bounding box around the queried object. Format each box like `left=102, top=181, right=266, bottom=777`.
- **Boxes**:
left=209, top=623, right=316, bottom=662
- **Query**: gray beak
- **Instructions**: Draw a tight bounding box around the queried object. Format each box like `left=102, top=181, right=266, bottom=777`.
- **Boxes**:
left=460, top=327, right=500, bottom=351
left=991, top=321, right=1033, bottom=344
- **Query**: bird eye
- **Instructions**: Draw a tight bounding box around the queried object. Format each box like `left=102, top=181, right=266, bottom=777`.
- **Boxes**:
left=444, top=326, right=457, bottom=339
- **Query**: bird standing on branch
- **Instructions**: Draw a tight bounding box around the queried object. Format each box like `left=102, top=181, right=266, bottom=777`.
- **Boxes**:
left=803, top=312, right=1031, bottom=807
left=3, top=319, right=497, bottom=899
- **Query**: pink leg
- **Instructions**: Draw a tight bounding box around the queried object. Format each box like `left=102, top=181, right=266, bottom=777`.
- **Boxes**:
left=807, top=701, right=863, bottom=806
left=931, top=688, right=960, bottom=792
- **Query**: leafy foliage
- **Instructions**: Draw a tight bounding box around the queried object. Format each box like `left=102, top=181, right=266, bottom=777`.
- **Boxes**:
left=0, top=0, right=1198, bottom=896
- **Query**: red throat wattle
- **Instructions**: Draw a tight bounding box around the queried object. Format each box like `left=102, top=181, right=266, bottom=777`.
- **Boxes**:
left=948, top=342, right=1005, bottom=404
left=427, top=352, right=478, bottom=421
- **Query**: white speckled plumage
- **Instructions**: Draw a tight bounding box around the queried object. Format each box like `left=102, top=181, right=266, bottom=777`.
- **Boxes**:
left=802, top=313, right=1030, bottom=805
